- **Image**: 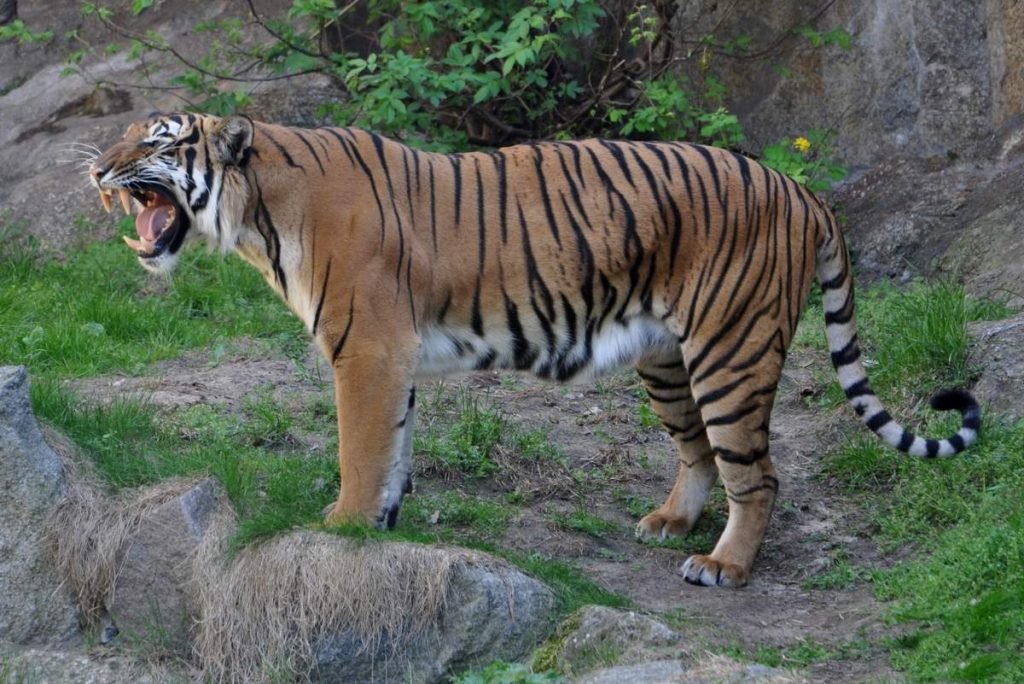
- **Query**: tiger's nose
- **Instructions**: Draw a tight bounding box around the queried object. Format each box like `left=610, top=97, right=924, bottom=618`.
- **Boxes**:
left=90, top=163, right=109, bottom=183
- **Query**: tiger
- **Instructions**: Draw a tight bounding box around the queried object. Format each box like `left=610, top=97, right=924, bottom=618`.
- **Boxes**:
left=88, top=113, right=980, bottom=587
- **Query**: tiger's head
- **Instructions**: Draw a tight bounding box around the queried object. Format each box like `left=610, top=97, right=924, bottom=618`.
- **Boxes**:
left=90, top=113, right=254, bottom=274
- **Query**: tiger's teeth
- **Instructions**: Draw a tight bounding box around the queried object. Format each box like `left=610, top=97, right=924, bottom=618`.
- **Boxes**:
left=122, top=235, right=156, bottom=256
left=100, top=191, right=112, bottom=213
left=119, top=189, right=132, bottom=214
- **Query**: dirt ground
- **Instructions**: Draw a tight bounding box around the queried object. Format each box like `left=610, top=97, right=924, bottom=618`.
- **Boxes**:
left=70, top=342, right=900, bottom=682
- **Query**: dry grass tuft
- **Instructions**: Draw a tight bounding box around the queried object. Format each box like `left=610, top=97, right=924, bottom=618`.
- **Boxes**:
left=193, top=531, right=477, bottom=683
left=42, top=429, right=209, bottom=625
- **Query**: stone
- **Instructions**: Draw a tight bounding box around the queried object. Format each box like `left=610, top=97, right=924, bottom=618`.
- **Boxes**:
left=0, top=366, right=80, bottom=644
left=0, top=641, right=190, bottom=683
left=968, top=314, right=1024, bottom=422
left=556, top=606, right=681, bottom=676
left=833, top=154, right=1024, bottom=305
left=311, top=552, right=557, bottom=683
left=575, top=656, right=803, bottom=684
left=574, top=659, right=688, bottom=684
left=679, top=0, right=1022, bottom=169
left=106, top=477, right=234, bottom=654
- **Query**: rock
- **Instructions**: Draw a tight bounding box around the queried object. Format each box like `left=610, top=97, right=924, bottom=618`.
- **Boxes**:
left=679, top=1, right=1024, bottom=169
left=969, top=314, right=1024, bottom=422
left=556, top=606, right=681, bottom=675
left=576, top=655, right=803, bottom=684
left=832, top=154, right=1024, bottom=303
left=106, top=477, right=234, bottom=654
left=0, top=641, right=191, bottom=683
left=667, top=1, right=1024, bottom=301
left=193, top=530, right=556, bottom=683
left=574, top=659, right=688, bottom=684
left=0, top=366, right=80, bottom=644
left=684, top=655, right=804, bottom=683
left=310, top=550, right=558, bottom=683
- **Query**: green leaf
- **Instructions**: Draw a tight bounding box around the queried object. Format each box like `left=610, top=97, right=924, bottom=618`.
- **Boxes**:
left=282, top=51, right=322, bottom=73
left=131, top=0, right=155, bottom=15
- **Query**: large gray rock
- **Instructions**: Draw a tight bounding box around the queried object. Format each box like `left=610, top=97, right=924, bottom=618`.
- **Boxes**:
left=0, top=366, right=80, bottom=644
left=107, top=477, right=234, bottom=654
left=309, top=551, right=558, bottom=683
left=969, top=314, right=1024, bottom=422
left=831, top=154, right=1024, bottom=301
left=575, top=660, right=688, bottom=684
left=556, top=606, right=681, bottom=676
left=193, top=530, right=556, bottom=683
left=669, top=1, right=1024, bottom=300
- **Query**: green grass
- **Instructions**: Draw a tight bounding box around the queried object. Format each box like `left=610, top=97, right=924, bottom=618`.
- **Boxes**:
left=416, top=389, right=566, bottom=479
left=451, top=660, right=561, bottom=683
left=810, top=280, right=1021, bottom=681
left=498, top=549, right=628, bottom=614
left=240, top=388, right=296, bottom=448
left=796, top=279, right=1011, bottom=406
left=402, top=491, right=515, bottom=539
left=613, top=489, right=659, bottom=519
left=416, top=392, right=506, bottom=477
left=827, top=418, right=1024, bottom=681
left=728, top=637, right=871, bottom=670
left=0, top=234, right=303, bottom=381
left=554, top=508, right=619, bottom=538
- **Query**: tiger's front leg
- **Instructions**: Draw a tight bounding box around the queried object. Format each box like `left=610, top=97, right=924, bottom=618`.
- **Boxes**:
left=323, top=348, right=417, bottom=530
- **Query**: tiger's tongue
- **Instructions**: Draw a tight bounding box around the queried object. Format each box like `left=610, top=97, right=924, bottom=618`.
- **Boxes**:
left=136, top=206, right=169, bottom=242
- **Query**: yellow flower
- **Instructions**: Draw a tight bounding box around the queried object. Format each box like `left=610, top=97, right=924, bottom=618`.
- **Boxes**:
left=793, top=136, right=811, bottom=153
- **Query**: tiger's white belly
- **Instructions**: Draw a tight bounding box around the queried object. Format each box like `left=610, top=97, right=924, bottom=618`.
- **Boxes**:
left=416, top=315, right=677, bottom=382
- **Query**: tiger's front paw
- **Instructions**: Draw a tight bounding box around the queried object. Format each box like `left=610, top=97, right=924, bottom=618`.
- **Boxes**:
left=322, top=501, right=348, bottom=526
left=679, top=554, right=748, bottom=587
left=635, top=510, right=692, bottom=541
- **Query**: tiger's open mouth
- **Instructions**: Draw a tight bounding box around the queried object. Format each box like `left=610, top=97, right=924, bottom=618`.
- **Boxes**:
left=97, top=186, right=184, bottom=259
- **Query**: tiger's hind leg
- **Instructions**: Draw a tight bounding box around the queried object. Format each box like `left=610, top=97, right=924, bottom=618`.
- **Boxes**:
left=634, top=348, right=718, bottom=541
left=679, top=347, right=783, bottom=588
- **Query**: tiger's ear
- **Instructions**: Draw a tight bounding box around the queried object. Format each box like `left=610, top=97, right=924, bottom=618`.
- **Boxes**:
left=210, top=116, right=254, bottom=166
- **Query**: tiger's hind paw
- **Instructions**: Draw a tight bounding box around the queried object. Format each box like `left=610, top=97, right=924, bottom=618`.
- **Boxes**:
left=635, top=511, right=692, bottom=541
left=679, top=554, right=748, bottom=587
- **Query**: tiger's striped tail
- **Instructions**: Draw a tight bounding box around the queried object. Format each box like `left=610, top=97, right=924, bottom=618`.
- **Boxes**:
left=815, top=217, right=981, bottom=458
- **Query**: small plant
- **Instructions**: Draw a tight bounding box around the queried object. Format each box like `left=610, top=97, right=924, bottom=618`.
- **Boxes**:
left=555, top=508, right=618, bottom=538
left=452, top=660, right=561, bottom=684
left=404, top=490, right=514, bottom=539
left=241, top=388, right=294, bottom=448
left=416, top=393, right=505, bottom=477
left=509, top=426, right=565, bottom=464
left=613, top=489, right=658, bottom=518
left=802, top=550, right=869, bottom=590
left=0, top=19, right=53, bottom=44
left=76, top=0, right=851, bottom=166
left=760, top=128, right=847, bottom=193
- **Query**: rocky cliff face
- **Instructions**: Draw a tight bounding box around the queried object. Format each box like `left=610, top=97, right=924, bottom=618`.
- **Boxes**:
left=684, top=0, right=1024, bottom=168
left=683, top=0, right=1024, bottom=299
